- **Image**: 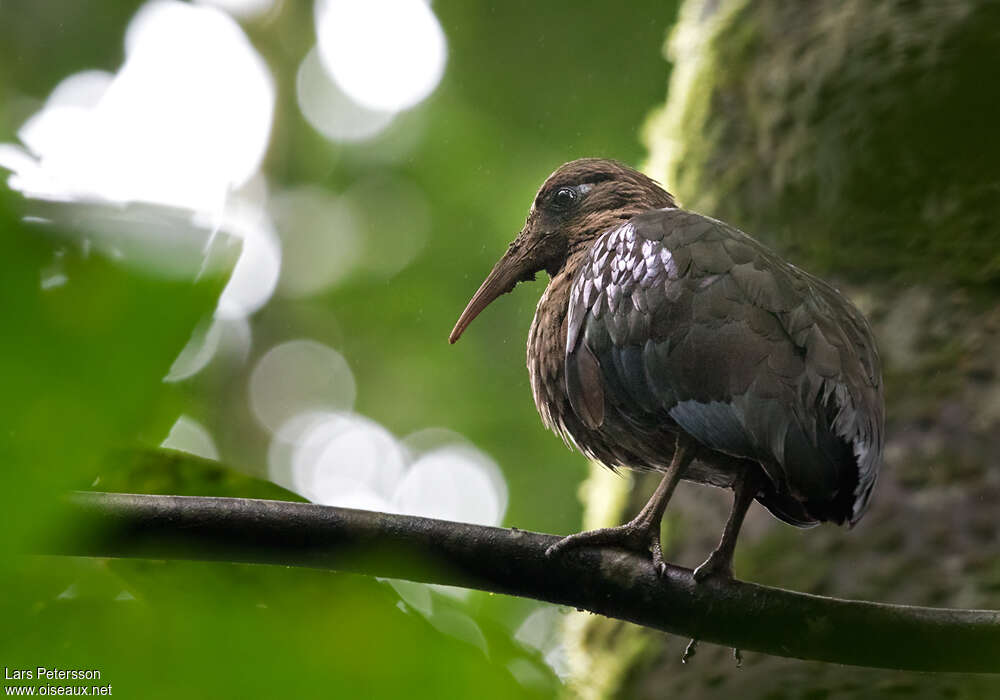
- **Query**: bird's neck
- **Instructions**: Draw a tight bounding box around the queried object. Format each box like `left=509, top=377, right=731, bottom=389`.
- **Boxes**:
left=546, top=208, right=643, bottom=277
left=546, top=233, right=605, bottom=277
left=525, top=238, right=600, bottom=441
left=536, top=248, right=588, bottom=333
left=563, top=243, right=595, bottom=282
left=528, top=244, right=594, bottom=376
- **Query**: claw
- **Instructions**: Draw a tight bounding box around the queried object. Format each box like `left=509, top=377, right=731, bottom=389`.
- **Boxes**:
left=546, top=440, right=690, bottom=574
left=649, top=535, right=668, bottom=577
left=545, top=520, right=667, bottom=573
left=692, top=550, right=734, bottom=582
left=682, top=638, right=698, bottom=664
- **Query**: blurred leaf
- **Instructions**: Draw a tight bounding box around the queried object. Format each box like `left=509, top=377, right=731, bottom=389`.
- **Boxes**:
left=96, top=448, right=305, bottom=500
left=0, top=190, right=231, bottom=550
left=0, top=0, right=681, bottom=694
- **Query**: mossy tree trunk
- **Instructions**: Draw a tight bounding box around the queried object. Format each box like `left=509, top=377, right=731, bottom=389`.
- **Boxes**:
left=563, top=1, right=1000, bottom=697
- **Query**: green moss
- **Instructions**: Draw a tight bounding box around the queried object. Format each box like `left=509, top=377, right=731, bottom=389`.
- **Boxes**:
left=645, top=0, right=1000, bottom=287
left=560, top=465, right=659, bottom=700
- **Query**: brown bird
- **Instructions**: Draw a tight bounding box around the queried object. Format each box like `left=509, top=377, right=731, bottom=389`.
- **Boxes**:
left=449, top=159, right=884, bottom=580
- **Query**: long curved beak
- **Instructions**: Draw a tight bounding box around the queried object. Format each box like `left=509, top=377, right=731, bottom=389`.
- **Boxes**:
left=449, top=238, right=535, bottom=344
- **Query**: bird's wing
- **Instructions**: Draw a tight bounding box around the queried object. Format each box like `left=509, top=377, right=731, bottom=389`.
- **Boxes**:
left=565, top=208, right=883, bottom=524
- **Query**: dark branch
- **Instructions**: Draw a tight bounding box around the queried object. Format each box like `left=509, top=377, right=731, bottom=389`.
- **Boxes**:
left=47, top=492, right=1000, bottom=673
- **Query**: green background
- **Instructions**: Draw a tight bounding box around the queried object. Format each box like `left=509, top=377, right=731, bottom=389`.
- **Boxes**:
left=0, top=1, right=679, bottom=697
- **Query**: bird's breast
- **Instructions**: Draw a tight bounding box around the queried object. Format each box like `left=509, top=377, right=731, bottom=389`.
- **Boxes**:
left=527, top=259, right=685, bottom=473
left=527, top=272, right=574, bottom=441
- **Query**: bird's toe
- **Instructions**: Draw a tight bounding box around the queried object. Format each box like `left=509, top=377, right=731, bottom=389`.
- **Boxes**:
left=545, top=527, right=618, bottom=558
left=648, top=533, right=669, bottom=577
left=692, top=552, right=734, bottom=582
left=545, top=521, right=671, bottom=574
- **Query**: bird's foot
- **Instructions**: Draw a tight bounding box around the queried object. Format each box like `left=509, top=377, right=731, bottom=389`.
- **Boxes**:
left=692, top=548, right=734, bottom=582
left=546, top=517, right=668, bottom=575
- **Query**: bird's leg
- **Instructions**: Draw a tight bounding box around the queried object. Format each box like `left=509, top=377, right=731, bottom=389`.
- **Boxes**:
left=546, top=436, right=696, bottom=574
left=692, top=467, right=759, bottom=582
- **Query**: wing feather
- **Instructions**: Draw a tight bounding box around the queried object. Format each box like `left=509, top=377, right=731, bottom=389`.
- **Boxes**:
left=565, top=208, right=884, bottom=525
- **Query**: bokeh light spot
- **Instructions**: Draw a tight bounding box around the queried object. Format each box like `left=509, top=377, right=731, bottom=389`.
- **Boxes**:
left=213, top=185, right=281, bottom=319
left=296, top=47, right=396, bottom=143
left=400, top=428, right=471, bottom=459
left=290, top=412, right=406, bottom=506
left=314, top=0, right=447, bottom=112
left=166, top=315, right=252, bottom=382
left=0, top=1, right=279, bottom=315
left=394, top=446, right=507, bottom=526
left=515, top=607, right=571, bottom=680
left=195, top=0, right=275, bottom=20
left=165, top=316, right=223, bottom=382
left=269, top=415, right=508, bottom=529
left=161, top=415, right=220, bottom=460
left=249, top=340, right=356, bottom=433
left=6, top=0, right=276, bottom=212
left=271, top=185, right=362, bottom=297
left=427, top=609, right=488, bottom=655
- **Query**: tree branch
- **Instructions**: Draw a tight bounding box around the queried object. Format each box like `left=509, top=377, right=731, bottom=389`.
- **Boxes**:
left=48, top=492, right=999, bottom=673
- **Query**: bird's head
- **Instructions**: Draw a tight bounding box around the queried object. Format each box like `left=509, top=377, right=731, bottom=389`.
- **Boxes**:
left=449, top=158, right=675, bottom=343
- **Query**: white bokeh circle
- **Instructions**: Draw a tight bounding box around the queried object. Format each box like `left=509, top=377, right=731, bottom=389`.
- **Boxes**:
left=249, top=340, right=356, bottom=433
left=314, top=0, right=446, bottom=112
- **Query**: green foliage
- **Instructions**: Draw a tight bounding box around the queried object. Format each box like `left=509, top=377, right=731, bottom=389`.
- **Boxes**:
left=2, top=558, right=545, bottom=699
left=0, top=0, right=681, bottom=696
left=95, top=449, right=305, bottom=499
left=0, top=190, right=228, bottom=552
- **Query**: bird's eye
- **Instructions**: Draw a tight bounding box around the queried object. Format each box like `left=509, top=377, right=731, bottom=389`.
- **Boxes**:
left=551, top=186, right=579, bottom=210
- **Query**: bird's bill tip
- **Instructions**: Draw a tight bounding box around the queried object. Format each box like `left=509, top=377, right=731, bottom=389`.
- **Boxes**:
left=448, top=245, right=531, bottom=345
left=448, top=282, right=497, bottom=345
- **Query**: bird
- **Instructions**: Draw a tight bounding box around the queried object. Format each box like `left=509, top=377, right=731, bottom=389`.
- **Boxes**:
left=448, top=158, right=884, bottom=581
